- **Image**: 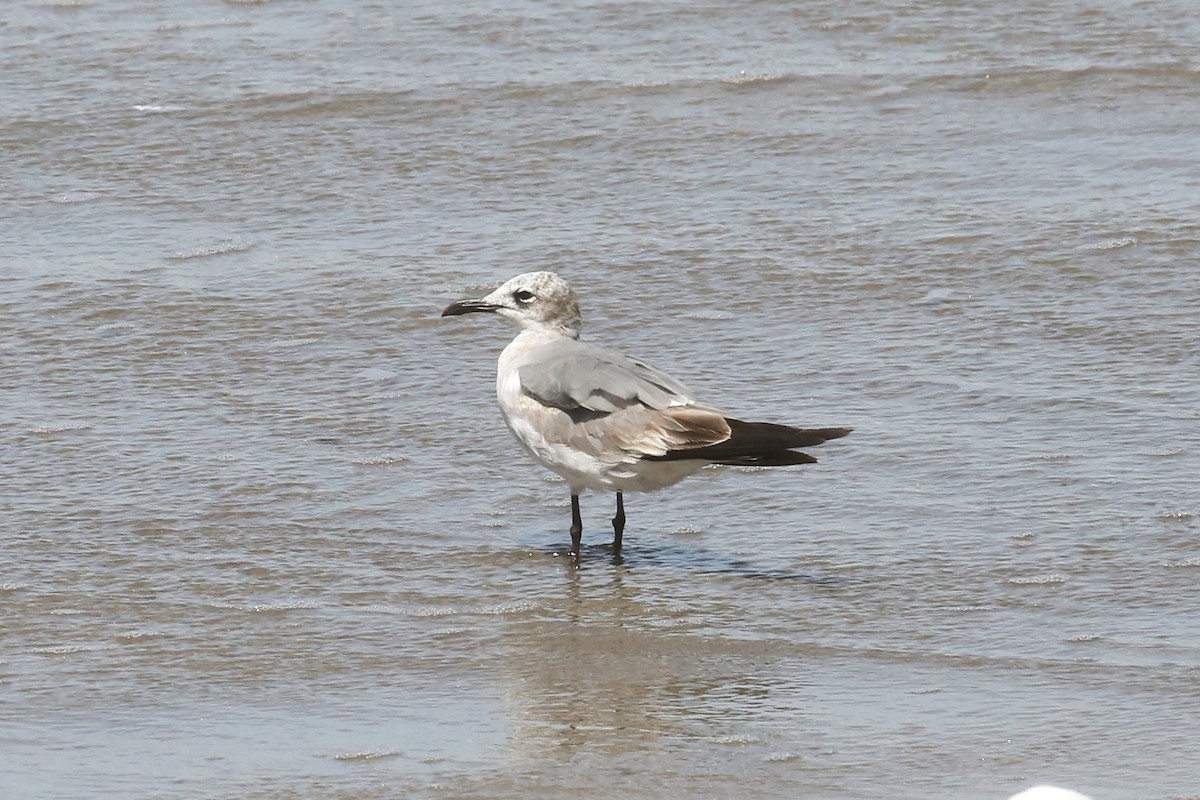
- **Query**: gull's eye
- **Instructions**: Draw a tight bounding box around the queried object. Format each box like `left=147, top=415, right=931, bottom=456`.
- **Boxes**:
left=513, top=289, right=535, bottom=304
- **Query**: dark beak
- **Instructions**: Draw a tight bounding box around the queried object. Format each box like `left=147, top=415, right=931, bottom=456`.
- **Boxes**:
left=441, top=299, right=498, bottom=317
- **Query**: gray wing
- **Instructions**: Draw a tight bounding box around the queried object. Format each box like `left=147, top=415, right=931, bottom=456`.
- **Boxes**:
left=516, top=339, right=695, bottom=413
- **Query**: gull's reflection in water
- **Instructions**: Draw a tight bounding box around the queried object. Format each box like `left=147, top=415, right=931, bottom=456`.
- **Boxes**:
left=488, top=546, right=819, bottom=771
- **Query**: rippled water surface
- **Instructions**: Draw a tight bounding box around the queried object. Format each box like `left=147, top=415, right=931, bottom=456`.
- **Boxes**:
left=3, top=1, right=1199, bottom=798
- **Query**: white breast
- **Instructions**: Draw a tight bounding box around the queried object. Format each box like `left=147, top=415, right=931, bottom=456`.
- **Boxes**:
left=493, top=331, right=710, bottom=494
left=495, top=334, right=608, bottom=492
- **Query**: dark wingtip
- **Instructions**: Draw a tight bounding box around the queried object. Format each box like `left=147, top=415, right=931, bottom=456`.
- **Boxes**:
left=713, top=451, right=820, bottom=467
left=645, top=420, right=849, bottom=466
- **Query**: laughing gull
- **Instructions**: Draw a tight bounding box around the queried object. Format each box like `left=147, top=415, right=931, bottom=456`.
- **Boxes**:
left=442, top=271, right=850, bottom=559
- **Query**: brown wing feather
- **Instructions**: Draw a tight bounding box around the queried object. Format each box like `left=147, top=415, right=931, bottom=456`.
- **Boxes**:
left=656, top=407, right=732, bottom=449
left=566, top=405, right=731, bottom=460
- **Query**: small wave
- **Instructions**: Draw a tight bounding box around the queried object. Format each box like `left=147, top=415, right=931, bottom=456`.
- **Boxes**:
left=724, top=71, right=790, bottom=87
left=364, top=604, right=456, bottom=618
left=246, top=600, right=319, bottom=613
left=27, top=421, right=92, bottom=434
left=474, top=601, right=535, bottom=616
left=1141, top=448, right=1184, bottom=457
left=432, top=626, right=472, bottom=637
left=356, top=367, right=396, bottom=382
left=361, top=601, right=533, bottom=617
left=626, top=79, right=672, bottom=89
left=352, top=454, right=409, bottom=466
left=917, top=288, right=961, bottom=304
left=624, top=71, right=794, bottom=94
left=118, top=630, right=166, bottom=641
left=1007, top=574, right=1067, bottom=585
left=1163, top=558, right=1200, bottom=568
left=31, top=645, right=91, bottom=655
left=156, top=19, right=250, bottom=33
left=270, top=337, right=320, bottom=349
left=714, top=734, right=761, bottom=745
left=169, top=237, right=255, bottom=260
left=334, top=750, right=403, bottom=762
left=206, top=599, right=318, bottom=612
left=51, top=191, right=101, bottom=204
left=131, top=104, right=187, bottom=114
left=1091, top=236, right=1138, bottom=250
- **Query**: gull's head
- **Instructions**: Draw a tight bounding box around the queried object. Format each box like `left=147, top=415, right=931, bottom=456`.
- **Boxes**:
left=441, top=271, right=582, bottom=338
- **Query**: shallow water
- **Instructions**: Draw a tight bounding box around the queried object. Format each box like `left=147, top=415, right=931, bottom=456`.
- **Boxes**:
left=3, top=1, right=1199, bottom=798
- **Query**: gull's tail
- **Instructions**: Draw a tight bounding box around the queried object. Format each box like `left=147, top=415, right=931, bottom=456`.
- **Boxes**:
left=647, top=419, right=851, bottom=467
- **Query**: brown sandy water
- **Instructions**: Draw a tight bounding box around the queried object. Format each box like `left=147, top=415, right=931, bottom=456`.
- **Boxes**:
left=3, top=1, right=1198, bottom=798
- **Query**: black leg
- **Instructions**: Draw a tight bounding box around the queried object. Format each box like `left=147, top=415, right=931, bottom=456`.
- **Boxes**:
left=611, top=492, right=625, bottom=556
left=569, top=494, right=583, bottom=557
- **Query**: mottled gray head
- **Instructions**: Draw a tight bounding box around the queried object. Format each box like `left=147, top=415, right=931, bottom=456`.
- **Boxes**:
left=442, top=271, right=583, bottom=338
